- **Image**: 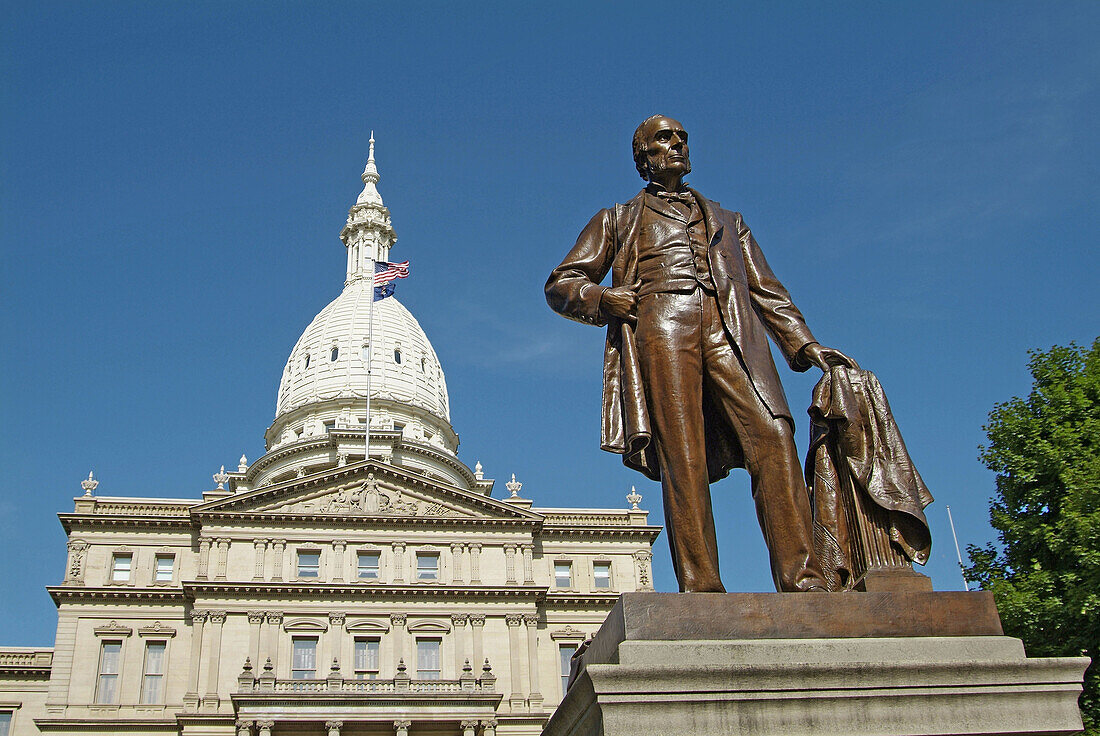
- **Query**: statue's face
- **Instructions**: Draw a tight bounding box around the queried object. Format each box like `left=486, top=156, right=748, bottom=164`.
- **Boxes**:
left=642, top=116, right=691, bottom=181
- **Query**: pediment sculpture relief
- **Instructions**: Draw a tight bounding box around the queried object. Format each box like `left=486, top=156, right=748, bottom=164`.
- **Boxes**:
left=272, top=474, right=463, bottom=518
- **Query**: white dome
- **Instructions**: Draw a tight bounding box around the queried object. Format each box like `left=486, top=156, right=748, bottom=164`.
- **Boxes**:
left=276, top=281, right=449, bottom=422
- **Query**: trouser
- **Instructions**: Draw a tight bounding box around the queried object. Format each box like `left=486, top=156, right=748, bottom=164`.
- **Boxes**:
left=635, top=287, right=826, bottom=593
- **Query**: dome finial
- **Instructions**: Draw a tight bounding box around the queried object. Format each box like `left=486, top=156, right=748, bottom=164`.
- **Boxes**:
left=357, top=133, right=381, bottom=204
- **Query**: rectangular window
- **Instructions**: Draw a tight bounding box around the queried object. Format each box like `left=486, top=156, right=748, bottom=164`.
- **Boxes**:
left=560, top=643, right=578, bottom=695
left=416, top=553, right=439, bottom=581
left=353, top=638, right=380, bottom=678
left=416, top=638, right=441, bottom=679
left=554, top=561, right=573, bottom=589
left=593, top=562, right=611, bottom=589
left=0, top=711, right=12, bottom=736
left=111, top=553, right=132, bottom=583
left=297, top=550, right=320, bottom=578
left=291, top=637, right=318, bottom=679
left=140, top=641, right=166, bottom=704
left=154, top=554, right=174, bottom=582
left=95, top=640, right=122, bottom=703
left=357, top=551, right=380, bottom=580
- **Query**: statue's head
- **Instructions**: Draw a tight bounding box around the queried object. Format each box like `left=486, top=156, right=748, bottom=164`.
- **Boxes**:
left=632, top=115, right=691, bottom=183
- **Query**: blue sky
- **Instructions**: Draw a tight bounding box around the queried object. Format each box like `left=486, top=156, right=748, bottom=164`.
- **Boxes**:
left=1, top=2, right=1097, bottom=644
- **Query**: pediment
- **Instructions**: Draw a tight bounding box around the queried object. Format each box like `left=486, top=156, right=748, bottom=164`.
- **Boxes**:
left=192, top=461, right=539, bottom=522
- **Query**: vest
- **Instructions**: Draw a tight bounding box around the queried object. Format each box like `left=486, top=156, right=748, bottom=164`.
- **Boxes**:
left=635, top=193, right=716, bottom=297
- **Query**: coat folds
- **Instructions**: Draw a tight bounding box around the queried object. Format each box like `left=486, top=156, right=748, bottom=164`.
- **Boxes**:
left=546, top=189, right=817, bottom=482
left=806, top=365, right=933, bottom=586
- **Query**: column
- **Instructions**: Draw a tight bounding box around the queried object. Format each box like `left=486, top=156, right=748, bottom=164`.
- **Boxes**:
left=332, top=540, right=347, bottom=583
left=265, top=611, right=283, bottom=671
left=187, top=611, right=207, bottom=698
left=236, top=720, right=253, bottom=736
left=328, top=612, right=345, bottom=673
left=252, top=539, right=268, bottom=581
left=469, top=543, right=482, bottom=584
left=521, top=544, right=534, bottom=584
left=391, top=542, right=406, bottom=583
left=506, top=614, right=525, bottom=709
left=390, top=613, right=406, bottom=674
left=470, top=614, right=484, bottom=671
left=451, top=614, right=468, bottom=677
left=394, top=720, right=411, bottom=736
left=248, top=612, right=264, bottom=666
left=326, top=720, right=343, bottom=736
left=197, top=538, right=212, bottom=580
left=216, top=538, right=231, bottom=580
left=270, top=540, right=286, bottom=581
left=523, top=614, right=542, bottom=708
left=205, top=611, right=226, bottom=705
left=504, top=544, right=517, bottom=583
left=450, top=543, right=465, bottom=584
left=256, top=721, right=274, bottom=736
left=461, top=721, right=478, bottom=736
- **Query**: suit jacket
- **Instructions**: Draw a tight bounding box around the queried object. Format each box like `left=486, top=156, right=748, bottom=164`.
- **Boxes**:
left=545, top=188, right=817, bottom=482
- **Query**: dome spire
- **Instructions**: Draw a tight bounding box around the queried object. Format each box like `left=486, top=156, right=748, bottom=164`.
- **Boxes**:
left=341, top=132, right=397, bottom=284
left=356, top=131, right=382, bottom=206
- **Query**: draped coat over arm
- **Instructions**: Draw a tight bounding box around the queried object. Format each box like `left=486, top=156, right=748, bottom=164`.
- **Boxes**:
left=545, top=189, right=818, bottom=482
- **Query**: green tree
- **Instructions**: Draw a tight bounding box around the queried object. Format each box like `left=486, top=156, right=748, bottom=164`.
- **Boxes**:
left=966, top=338, right=1100, bottom=733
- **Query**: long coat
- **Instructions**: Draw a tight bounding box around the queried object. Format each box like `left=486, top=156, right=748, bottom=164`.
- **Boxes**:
left=545, top=189, right=817, bottom=482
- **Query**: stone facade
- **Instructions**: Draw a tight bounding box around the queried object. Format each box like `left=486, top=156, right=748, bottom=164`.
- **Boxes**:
left=0, top=462, right=656, bottom=736
left=0, top=141, right=660, bottom=736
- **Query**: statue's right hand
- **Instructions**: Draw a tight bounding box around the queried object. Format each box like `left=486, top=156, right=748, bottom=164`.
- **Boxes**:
left=600, top=282, right=640, bottom=324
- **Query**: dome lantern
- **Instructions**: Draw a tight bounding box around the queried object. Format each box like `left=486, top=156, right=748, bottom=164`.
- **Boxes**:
left=340, top=133, right=397, bottom=284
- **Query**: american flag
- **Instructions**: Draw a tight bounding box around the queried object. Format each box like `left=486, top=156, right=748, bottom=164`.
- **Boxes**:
left=372, top=260, right=410, bottom=301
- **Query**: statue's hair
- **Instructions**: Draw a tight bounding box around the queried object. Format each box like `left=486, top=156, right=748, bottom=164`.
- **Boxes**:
left=632, top=114, right=668, bottom=180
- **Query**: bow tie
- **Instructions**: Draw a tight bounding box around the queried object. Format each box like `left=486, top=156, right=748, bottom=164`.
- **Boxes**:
left=654, top=190, right=694, bottom=204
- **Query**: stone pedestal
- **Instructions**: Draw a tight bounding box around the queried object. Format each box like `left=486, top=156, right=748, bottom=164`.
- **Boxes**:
left=544, top=593, right=1090, bottom=736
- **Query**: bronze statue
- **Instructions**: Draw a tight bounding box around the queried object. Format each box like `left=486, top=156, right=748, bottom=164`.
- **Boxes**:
left=546, top=115, right=858, bottom=593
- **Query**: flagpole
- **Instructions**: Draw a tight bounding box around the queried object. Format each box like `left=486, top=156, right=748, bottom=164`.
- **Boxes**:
left=365, top=257, right=375, bottom=464
left=946, top=505, right=970, bottom=591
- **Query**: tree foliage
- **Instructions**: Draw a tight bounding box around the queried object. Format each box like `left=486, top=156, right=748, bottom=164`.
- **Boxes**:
left=966, top=338, right=1100, bottom=733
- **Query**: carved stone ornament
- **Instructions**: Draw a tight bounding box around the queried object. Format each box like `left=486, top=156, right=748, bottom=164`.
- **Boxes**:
left=550, top=625, right=587, bottom=640
left=505, top=614, right=523, bottom=627
left=505, top=473, right=522, bottom=498
left=468, top=614, right=485, bottom=626
left=626, top=485, right=643, bottom=510
left=94, top=621, right=133, bottom=637
left=270, top=475, right=462, bottom=518
left=138, top=621, right=177, bottom=637
left=66, top=540, right=89, bottom=581
left=80, top=471, right=99, bottom=497
left=213, top=465, right=230, bottom=490
left=390, top=613, right=407, bottom=626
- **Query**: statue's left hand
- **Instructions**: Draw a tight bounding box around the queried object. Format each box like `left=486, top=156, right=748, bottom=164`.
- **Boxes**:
left=802, top=343, right=860, bottom=371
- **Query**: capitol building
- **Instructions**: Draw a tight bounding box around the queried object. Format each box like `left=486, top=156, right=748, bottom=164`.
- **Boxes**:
left=0, top=140, right=659, bottom=736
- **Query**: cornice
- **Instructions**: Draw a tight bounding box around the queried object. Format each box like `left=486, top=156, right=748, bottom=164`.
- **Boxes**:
left=231, top=692, right=502, bottom=708
left=541, top=592, right=623, bottom=607
left=58, top=514, right=195, bottom=532
left=190, top=510, right=541, bottom=529
left=36, top=718, right=179, bottom=732
left=48, top=586, right=187, bottom=606
left=539, top=525, right=662, bottom=540
left=184, top=582, right=548, bottom=602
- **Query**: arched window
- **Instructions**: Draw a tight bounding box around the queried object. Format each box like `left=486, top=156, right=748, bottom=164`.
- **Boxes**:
left=394, top=348, right=402, bottom=364
left=360, top=343, right=370, bottom=361
left=303, top=354, right=311, bottom=370
left=330, top=346, right=339, bottom=362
